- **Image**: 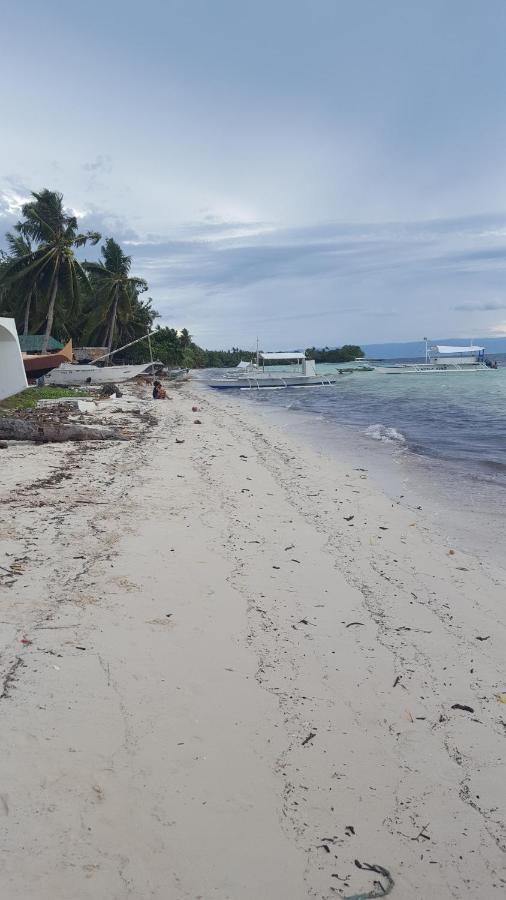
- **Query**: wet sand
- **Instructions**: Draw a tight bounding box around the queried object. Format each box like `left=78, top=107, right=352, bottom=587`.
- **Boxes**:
left=0, top=383, right=505, bottom=898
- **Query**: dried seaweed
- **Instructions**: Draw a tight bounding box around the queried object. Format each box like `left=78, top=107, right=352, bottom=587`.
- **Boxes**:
left=344, top=861, right=394, bottom=899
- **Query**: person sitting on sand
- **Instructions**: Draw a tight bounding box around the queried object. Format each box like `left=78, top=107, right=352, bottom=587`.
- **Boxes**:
left=152, top=380, right=167, bottom=400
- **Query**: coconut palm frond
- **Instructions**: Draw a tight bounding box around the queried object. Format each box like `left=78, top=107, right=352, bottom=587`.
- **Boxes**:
left=80, top=237, right=148, bottom=351
left=83, top=260, right=108, bottom=276
left=0, top=190, right=103, bottom=350
left=1, top=193, right=154, bottom=351
left=101, top=236, right=131, bottom=274
left=1, top=246, right=55, bottom=284
left=129, top=276, right=148, bottom=292
left=74, top=230, right=101, bottom=248
left=19, top=190, right=64, bottom=243
left=5, top=230, right=32, bottom=258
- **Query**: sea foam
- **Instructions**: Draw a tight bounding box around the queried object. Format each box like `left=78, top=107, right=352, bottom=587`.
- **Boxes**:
left=365, top=423, right=406, bottom=445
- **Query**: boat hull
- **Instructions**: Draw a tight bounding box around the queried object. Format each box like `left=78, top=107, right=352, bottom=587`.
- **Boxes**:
left=375, top=364, right=492, bottom=375
left=22, top=339, right=73, bottom=379
left=208, top=374, right=338, bottom=389
left=44, top=362, right=154, bottom=386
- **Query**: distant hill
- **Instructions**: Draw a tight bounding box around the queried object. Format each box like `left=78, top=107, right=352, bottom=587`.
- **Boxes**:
left=361, top=337, right=506, bottom=359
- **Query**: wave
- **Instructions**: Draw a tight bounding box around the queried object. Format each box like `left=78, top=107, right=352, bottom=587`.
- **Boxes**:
left=365, top=423, right=407, bottom=445
left=479, top=458, right=506, bottom=473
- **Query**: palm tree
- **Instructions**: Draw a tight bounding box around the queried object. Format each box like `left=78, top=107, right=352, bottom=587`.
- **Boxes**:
left=179, top=327, right=191, bottom=348
left=114, top=295, right=159, bottom=347
left=4, top=227, right=37, bottom=335
left=84, top=238, right=148, bottom=353
left=0, top=190, right=100, bottom=352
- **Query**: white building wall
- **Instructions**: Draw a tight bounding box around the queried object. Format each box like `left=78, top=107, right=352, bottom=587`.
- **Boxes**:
left=0, top=317, right=28, bottom=401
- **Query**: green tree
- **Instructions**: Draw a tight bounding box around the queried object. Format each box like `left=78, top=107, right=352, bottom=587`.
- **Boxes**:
left=2, top=228, right=39, bottom=335
left=305, top=344, right=363, bottom=363
left=115, top=295, right=159, bottom=347
left=0, top=190, right=100, bottom=352
left=84, top=238, right=148, bottom=353
left=179, top=327, right=191, bottom=348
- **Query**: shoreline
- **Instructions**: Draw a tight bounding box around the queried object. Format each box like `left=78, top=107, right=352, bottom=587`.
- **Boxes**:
left=1, top=382, right=505, bottom=898
left=220, top=383, right=506, bottom=573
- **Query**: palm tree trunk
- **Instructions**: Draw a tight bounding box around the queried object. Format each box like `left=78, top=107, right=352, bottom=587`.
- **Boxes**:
left=41, top=266, right=59, bottom=354
left=104, top=317, right=112, bottom=354
left=106, top=286, right=120, bottom=354
left=23, top=291, right=32, bottom=336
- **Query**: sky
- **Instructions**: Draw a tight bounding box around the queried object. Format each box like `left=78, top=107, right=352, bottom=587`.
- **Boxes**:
left=1, top=0, right=506, bottom=349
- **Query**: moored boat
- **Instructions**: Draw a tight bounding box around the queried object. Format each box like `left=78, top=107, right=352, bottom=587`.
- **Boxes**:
left=374, top=345, right=495, bottom=375
left=207, top=351, right=339, bottom=389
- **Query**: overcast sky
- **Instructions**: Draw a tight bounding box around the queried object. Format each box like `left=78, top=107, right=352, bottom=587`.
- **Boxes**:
left=1, top=0, right=506, bottom=348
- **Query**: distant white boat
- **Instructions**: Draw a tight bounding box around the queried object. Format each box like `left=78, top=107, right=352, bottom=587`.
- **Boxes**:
left=375, top=345, right=496, bottom=375
left=0, top=317, right=28, bottom=400
left=207, top=351, right=339, bottom=389
left=44, top=362, right=155, bottom=386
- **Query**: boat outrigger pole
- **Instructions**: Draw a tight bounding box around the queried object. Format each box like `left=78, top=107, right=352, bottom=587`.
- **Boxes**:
left=92, top=331, right=158, bottom=365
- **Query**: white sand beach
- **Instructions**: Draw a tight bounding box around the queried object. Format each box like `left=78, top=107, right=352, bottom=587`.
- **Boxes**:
left=0, top=383, right=505, bottom=899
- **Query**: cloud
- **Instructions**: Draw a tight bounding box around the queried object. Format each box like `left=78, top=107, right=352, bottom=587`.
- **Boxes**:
left=0, top=193, right=21, bottom=221
left=3, top=0, right=506, bottom=348
left=112, top=213, right=506, bottom=298
left=82, top=155, right=113, bottom=174
left=82, top=155, right=114, bottom=193
left=454, top=300, right=506, bottom=311
left=0, top=191, right=139, bottom=256
left=132, top=212, right=506, bottom=344
left=3, top=198, right=506, bottom=346
left=0, top=176, right=32, bottom=221
left=79, top=206, right=139, bottom=243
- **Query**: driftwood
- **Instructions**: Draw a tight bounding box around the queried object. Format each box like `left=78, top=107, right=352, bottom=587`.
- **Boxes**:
left=0, top=416, right=129, bottom=443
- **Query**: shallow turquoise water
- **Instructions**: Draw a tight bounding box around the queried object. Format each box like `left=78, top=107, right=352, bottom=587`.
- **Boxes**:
left=212, top=360, right=506, bottom=564
left=243, top=362, right=506, bottom=478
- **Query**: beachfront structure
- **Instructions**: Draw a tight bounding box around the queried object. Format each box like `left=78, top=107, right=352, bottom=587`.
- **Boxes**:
left=73, top=347, right=108, bottom=363
left=18, top=335, right=64, bottom=353
left=0, top=317, right=28, bottom=400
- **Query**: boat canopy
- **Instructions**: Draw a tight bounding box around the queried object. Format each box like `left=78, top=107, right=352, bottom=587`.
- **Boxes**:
left=259, top=351, right=306, bottom=361
left=433, top=345, right=484, bottom=354
left=236, top=360, right=253, bottom=368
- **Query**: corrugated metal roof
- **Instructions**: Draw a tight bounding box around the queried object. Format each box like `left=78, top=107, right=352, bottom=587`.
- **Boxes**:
left=18, top=335, right=64, bottom=352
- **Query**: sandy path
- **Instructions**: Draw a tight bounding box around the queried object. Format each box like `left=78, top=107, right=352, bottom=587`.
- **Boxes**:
left=0, top=384, right=505, bottom=899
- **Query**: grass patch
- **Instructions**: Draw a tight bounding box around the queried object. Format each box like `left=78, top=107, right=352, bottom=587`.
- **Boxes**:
left=0, top=386, right=89, bottom=411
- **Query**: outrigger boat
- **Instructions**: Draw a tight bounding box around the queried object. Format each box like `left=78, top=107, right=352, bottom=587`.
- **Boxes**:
left=42, top=332, right=160, bottom=386
left=375, top=344, right=496, bottom=375
left=43, top=361, right=156, bottom=386
left=207, top=351, right=338, bottom=389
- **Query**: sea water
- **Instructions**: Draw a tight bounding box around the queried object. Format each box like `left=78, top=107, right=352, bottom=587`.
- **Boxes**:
left=217, top=360, right=506, bottom=569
